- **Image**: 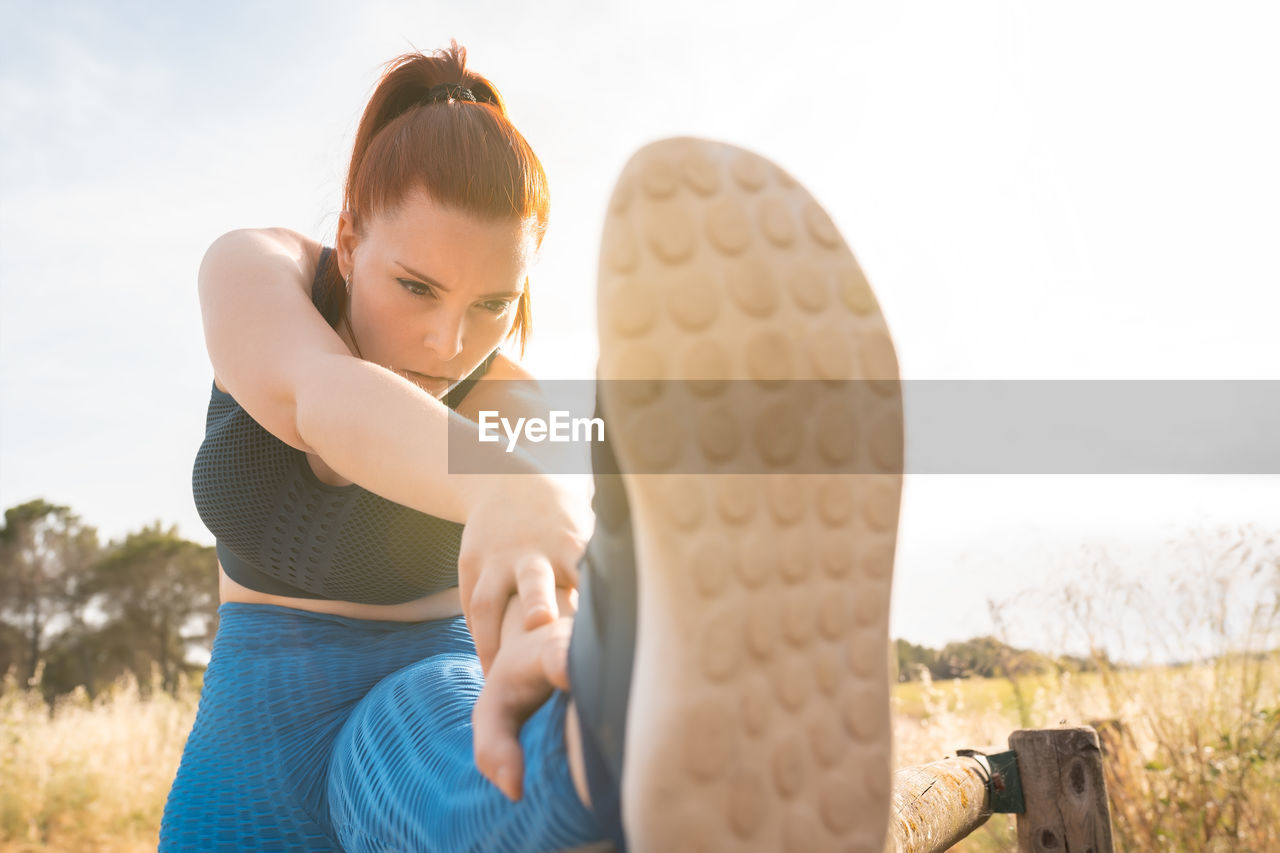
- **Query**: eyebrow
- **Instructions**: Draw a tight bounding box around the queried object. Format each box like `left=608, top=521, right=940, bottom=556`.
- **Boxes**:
left=395, top=261, right=523, bottom=300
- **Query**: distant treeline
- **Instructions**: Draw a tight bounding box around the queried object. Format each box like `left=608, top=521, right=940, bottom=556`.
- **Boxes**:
left=894, top=635, right=1107, bottom=682
left=0, top=500, right=218, bottom=700
left=2, top=499, right=1112, bottom=700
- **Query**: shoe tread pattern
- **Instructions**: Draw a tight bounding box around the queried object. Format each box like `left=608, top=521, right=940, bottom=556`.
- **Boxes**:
left=599, top=138, right=901, bottom=853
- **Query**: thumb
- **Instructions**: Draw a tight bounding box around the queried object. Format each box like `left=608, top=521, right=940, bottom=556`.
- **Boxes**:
left=472, top=681, right=528, bottom=801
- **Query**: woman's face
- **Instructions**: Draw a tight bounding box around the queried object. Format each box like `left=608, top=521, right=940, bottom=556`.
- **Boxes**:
left=336, top=190, right=535, bottom=398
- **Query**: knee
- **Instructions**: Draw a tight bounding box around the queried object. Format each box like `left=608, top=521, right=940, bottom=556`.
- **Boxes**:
left=327, top=653, right=493, bottom=848
left=347, top=653, right=484, bottom=745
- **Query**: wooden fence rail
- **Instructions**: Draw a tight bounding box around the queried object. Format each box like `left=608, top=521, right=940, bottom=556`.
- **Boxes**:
left=890, top=754, right=995, bottom=852
left=889, top=725, right=1115, bottom=853
left=569, top=726, right=1114, bottom=853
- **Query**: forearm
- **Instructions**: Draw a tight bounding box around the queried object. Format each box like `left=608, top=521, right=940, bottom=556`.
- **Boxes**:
left=293, top=352, right=539, bottom=524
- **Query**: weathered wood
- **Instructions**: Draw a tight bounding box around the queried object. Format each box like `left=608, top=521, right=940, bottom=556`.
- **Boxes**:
left=1009, top=726, right=1114, bottom=853
left=888, top=756, right=992, bottom=853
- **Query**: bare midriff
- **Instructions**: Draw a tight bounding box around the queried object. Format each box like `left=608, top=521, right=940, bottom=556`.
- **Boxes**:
left=218, top=564, right=465, bottom=622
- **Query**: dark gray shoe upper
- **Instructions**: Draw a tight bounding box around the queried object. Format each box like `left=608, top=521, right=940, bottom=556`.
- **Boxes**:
left=566, top=393, right=636, bottom=851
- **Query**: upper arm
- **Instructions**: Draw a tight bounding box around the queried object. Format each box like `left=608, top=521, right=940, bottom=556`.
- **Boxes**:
left=198, top=228, right=349, bottom=451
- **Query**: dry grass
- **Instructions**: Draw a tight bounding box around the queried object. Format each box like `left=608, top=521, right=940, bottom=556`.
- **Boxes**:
left=3, top=659, right=1274, bottom=852
left=0, top=668, right=197, bottom=853
left=890, top=653, right=1280, bottom=852
left=2, top=525, right=1275, bottom=852
left=892, top=522, right=1280, bottom=852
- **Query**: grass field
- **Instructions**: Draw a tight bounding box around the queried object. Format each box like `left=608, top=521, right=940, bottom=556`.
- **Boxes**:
left=3, top=651, right=1276, bottom=852
left=0, top=670, right=194, bottom=853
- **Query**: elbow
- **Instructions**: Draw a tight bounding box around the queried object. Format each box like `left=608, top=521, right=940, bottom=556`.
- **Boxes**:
left=198, top=228, right=294, bottom=293
left=199, top=229, right=254, bottom=284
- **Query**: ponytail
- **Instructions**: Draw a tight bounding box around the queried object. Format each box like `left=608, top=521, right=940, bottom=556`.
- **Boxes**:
left=317, top=41, right=545, bottom=354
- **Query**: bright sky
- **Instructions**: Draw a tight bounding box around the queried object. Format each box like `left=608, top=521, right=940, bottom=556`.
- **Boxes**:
left=2, top=0, right=1277, bottom=650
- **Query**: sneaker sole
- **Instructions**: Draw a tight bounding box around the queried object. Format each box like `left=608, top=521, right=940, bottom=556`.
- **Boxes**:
left=596, top=138, right=902, bottom=852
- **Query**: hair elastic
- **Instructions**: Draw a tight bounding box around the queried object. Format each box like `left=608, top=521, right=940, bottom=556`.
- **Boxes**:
left=424, top=83, right=477, bottom=105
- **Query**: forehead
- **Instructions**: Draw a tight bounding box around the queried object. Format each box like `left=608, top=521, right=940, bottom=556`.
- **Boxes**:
left=368, top=190, right=537, bottom=284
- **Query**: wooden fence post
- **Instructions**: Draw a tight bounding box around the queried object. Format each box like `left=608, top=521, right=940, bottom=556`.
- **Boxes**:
left=1008, top=726, right=1115, bottom=853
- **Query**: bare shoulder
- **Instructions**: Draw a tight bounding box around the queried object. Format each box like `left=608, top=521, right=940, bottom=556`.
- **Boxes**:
left=454, top=352, right=545, bottom=421
left=484, top=352, right=537, bottom=382
left=201, top=227, right=322, bottom=281
left=199, top=226, right=349, bottom=449
left=458, top=352, right=595, bottom=480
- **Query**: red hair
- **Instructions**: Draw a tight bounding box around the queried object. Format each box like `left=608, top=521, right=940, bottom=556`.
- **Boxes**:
left=318, top=41, right=546, bottom=353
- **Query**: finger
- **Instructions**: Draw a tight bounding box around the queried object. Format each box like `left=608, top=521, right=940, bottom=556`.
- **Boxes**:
left=539, top=620, right=573, bottom=692
left=551, top=554, right=582, bottom=591
left=516, top=555, right=558, bottom=630
left=468, top=576, right=511, bottom=674
left=561, top=586, right=579, bottom=618
left=471, top=681, right=527, bottom=802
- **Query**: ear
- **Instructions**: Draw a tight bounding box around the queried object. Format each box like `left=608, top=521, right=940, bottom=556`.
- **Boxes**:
left=335, top=211, right=361, bottom=279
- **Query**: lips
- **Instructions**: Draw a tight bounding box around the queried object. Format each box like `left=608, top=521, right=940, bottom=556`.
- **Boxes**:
left=400, top=369, right=459, bottom=392
left=407, top=370, right=457, bottom=382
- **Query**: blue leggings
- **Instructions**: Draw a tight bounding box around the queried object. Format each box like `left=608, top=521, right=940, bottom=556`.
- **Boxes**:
left=159, top=603, right=602, bottom=852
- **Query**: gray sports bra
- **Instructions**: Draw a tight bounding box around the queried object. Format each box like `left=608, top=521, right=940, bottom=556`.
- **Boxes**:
left=191, top=247, right=495, bottom=603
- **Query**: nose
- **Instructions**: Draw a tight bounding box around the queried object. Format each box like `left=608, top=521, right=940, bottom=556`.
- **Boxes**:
left=423, top=310, right=465, bottom=361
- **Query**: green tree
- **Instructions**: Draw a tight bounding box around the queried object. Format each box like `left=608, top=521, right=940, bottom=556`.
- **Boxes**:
left=90, top=523, right=218, bottom=695
left=0, top=500, right=100, bottom=684
left=893, top=638, right=939, bottom=682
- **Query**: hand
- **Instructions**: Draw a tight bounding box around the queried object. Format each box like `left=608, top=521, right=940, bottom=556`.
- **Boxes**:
left=457, top=473, right=590, bottom=674
left=471, top=590, right=576, bottom=801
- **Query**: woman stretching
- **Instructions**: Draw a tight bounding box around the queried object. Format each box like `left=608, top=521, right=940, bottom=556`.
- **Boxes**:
left=160, top=41, right=903, bottom=853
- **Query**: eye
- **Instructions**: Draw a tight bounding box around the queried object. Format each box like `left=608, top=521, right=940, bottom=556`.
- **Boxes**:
left=398, top=278, right=436, bottom=298
left=477, top=299, right=514, bottom=315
